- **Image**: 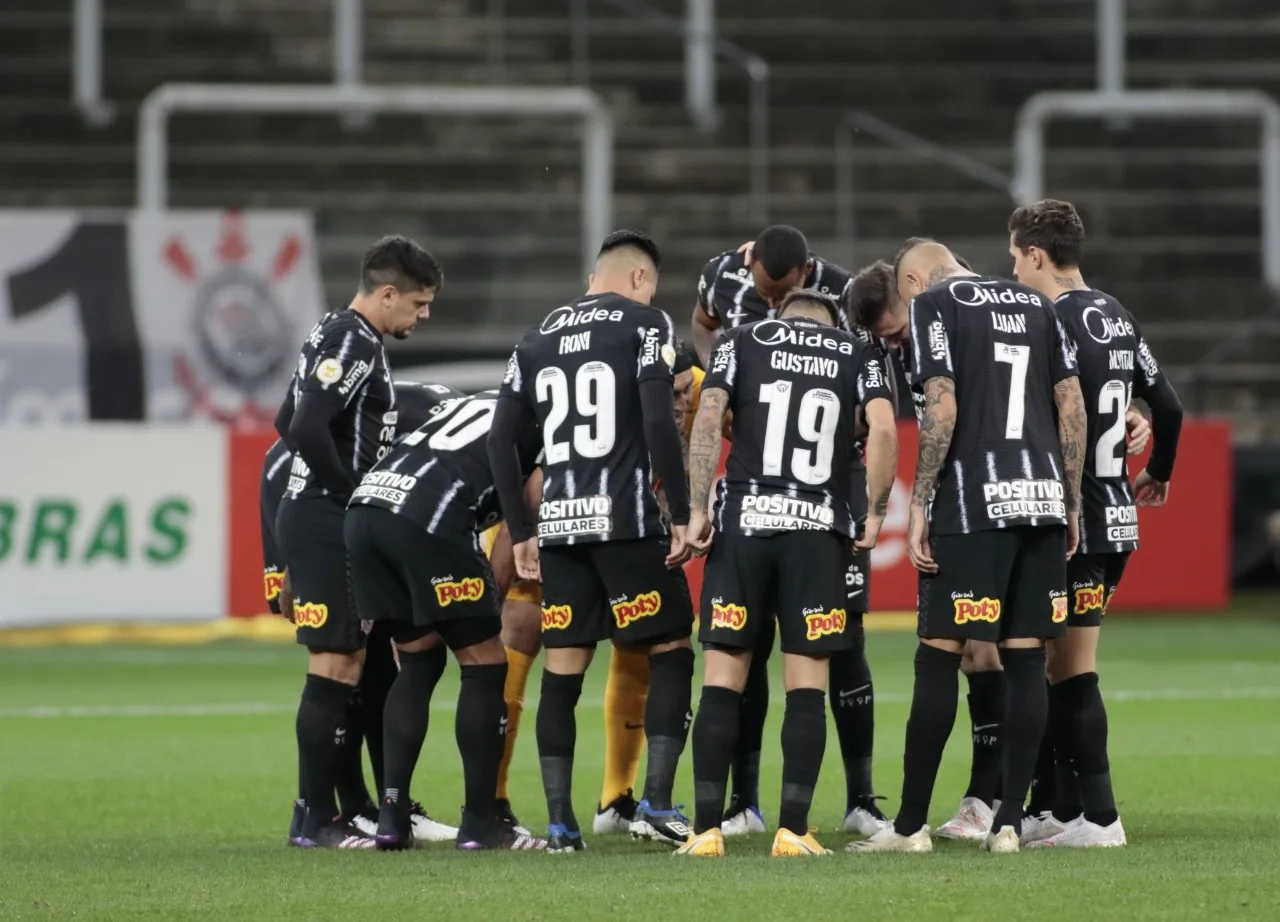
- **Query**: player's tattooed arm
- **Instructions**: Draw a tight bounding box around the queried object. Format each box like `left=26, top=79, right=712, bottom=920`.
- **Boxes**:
left=911, top=376, right=957, bottom=507
left=1053, top=376, right=1088, bottom=513
left=688, top=386, right=729, bottom=514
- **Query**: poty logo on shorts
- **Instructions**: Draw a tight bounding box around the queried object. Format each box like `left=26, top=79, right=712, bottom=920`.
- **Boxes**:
left=710, top=600, right=747, bottom=631
left=1074, top=583, right=1106, bottom=615
left=264, top=570, right=283, bottom=601
left=434, top=578, right=485, bottom=607
left=612, top=591, right=662, bottom=629
left=541, top=604, right=572, bottom=630
left=294, top=602, right=329, bottom=628
left=1050, top=590, right=1068, bottom=623
left=953, top=597, right=1001, bottom=625
left=804, top=608, right=847, bottom=640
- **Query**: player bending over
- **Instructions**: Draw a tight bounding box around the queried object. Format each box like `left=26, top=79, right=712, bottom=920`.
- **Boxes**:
left=679, top=289, right=897, bottom=857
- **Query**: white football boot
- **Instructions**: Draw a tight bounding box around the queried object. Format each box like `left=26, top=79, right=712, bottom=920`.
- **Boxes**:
left=1026, top=815, right=1126, bottom=849
left=933, top=796, right=994, bottom=841
left=846, top=824, right=933, bottom=853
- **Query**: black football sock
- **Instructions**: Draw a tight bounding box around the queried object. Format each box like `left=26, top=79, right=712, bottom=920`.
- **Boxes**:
left=992, top=647, right=1049, bottom=836
left=380, top=645, right=448, bottom=810
left=1049, top=680, right=1083, bottom=823
left=1057, top=672, right=1118, bottom=827
left=296, top=751, right=307, bottom=805
left=829, top=633, right=876, bottom=808
left=455, top=662, right=509, bottom=840
left=537, top=669, right=585, bottom=831
left=730, top=654, right=769, bottom=809
left=640, top=647, right=694, bottom=812
left=692, top=685, right=741, bottom=834
left=778, top=688, right=827, bottom=836
left=1025, top=685, right=1057, bottom=816
left=895, top=643, right=962, bottom=836
left=963, top=669, right=1005, bottom=808
left=296, top=673, right=354, bottom=834
left=359, top=628, right=398, bottom=797
left=336, top=686, right=374, bottom=817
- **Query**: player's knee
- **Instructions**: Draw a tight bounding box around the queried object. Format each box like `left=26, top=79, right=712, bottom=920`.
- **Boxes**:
left=1046, top=628, right=1098, bottom=683
left=500, top=601, right=542, bottom=656
left=437, top=617, right=501, bottom=656
left=648, top=635, right=692, bottom=656
left=922, top=636, right=966, bottom=657
left=782, top=651, right=829, bottom=693
left=964, top=639, right=1003, bottom=672
left=702, top=645, right=751, bottom=692
left=307, top=648, right=363, bottom=685
left=394, top=630, right=443, bottom=655
left=452, top=633, right=507, bottom=666
left=544, top=644, right=594, bottom=675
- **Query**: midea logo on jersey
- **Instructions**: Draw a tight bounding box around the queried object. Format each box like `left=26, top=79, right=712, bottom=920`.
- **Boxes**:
left=539, top=304, right=624, bottom=334
left=948, top=280, right=1042, bottom=308
left=750, top=320, right=853, bottom=354
left=1081, top=306, right=1135, bottom=344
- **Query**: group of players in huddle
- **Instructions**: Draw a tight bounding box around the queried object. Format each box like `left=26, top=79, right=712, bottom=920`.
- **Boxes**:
left=261, top=196, right=1182, bottom=857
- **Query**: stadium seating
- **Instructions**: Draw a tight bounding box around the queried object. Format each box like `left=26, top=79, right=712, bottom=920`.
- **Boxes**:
left=1, top=0, right=1277, bottom=427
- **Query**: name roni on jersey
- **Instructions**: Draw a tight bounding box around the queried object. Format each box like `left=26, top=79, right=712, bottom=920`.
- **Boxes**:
left=538, top=495, right=613, bottom=538
left=352, top=470, right=419, bottom=506
left=740, top=494, right=835, bottom=532
left=983, top=479, right=1065, bottom=520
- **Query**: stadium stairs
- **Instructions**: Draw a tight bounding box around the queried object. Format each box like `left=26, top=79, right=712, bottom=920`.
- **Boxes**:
left=0, top=0, right=1277, bottom=433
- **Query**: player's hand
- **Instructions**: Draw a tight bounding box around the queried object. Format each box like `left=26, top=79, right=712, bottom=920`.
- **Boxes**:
left=907, top=504, right=936, bottom=573
left=854, top=513, right=884, bottom=553
left=684, top=510, right=715, bottom=558
left=737, top=241, right=754, bottom=264
left=1134, top=469, right=1169, bottom=507
left=1125, top=409, right=1151, bottom=456
left=513, top=537, right=541, bottom=582
left=1066, top=511, right=1080, bottom=559
left=666, top=524, right=692, bottom=568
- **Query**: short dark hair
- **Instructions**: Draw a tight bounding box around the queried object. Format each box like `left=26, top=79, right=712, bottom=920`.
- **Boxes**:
left=1008, top=199, right=1086, bottom=269
left=777, top=288, right=842, bottom=327
left=598, top=229, right=661, bottom=270
left=359, top=235, right=442, bottom=294
left=672, top=339, right=696, bottom=376
left=753, top=225, right=810, bottom=280
left=848, top=260, right=897, bottom=331
left=892, top=236, right=936, bottom=279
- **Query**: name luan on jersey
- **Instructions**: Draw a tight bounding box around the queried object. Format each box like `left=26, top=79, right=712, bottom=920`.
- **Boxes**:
left=1054, top=289, right=1165, bottom=553
left=281, top=309, right=396, bottom=501
left=704, top=317, right=893, bottom=537
left=499, top=293, right=678, bottom=545
left=907, top=276, right=1079, bottom=536
left=350, top=390, right=542, bottom=538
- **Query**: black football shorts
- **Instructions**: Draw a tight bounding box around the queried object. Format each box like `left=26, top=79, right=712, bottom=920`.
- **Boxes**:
left=345, top=504, right=500, bottom=652
left=699, top=530, right=852, bottom=656
left=538, top=538, right=694, bottom=649
left=918, top=525, right=1068, bottom=643
left=275, top=496, right=364, bottom=653
left=1067, top=551, right=1131, bottom=628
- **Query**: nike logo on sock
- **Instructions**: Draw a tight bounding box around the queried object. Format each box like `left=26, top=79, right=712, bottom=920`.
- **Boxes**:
left=973, top=723, right=999, bottom=731
left=839, top=684, right=872, bottom=698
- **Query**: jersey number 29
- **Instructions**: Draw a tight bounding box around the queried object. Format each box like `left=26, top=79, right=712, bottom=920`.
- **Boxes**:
left=535, top=363, right=617, bottom=463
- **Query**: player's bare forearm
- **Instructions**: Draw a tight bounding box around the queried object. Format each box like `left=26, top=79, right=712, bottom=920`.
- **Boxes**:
left=863, top=399, right=897, bottom=517
left=911, top=377, right=956, bottom=507
left=691, top=306, right=719, bottom=366
left=689, top=387, right=728, bottom=515
left=1053, top=376, right=1088, bottom=513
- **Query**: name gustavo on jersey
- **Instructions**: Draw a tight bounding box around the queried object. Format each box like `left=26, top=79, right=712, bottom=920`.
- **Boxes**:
left=770, top=351, right=838, bottom=377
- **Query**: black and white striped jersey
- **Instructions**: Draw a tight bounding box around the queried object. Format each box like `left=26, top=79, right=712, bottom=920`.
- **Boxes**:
left=499, top=292, right=678, bottom=546
left=696, top=249, right=854, bottom=332
left=278, top=308, right=396, bottom=502
left=350, top=390, right=542, bottom=538
left=908, top=275, right=1078, bottom=536
left=1053, top=289, right=1166, bottom=554
left=704, top=317, right=894, bottom=538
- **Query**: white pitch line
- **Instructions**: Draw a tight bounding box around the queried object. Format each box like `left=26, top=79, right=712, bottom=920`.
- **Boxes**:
left=3, top=687, right=1280, bottom=719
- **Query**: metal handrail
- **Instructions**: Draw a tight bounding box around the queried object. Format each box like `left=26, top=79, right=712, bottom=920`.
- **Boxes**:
left=834, top=110, right=1012, bottom=255
left=572, top=0, right=771, bottom=225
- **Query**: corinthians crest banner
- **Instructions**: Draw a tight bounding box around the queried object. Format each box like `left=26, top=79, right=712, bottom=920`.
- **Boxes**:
left=0, top=210, right=323, bottom=424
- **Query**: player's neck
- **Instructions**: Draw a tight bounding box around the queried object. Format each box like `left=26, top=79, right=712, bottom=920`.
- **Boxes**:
left=347, top=297, right=388, bottom=335
left=584, top=278, right=636, bottom=301
left=1043, top=268, right=1088, bottom=300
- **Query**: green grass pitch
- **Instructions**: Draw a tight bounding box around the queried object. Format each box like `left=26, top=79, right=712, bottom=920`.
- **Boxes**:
left=2, top=616, right=1279, bottom=920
